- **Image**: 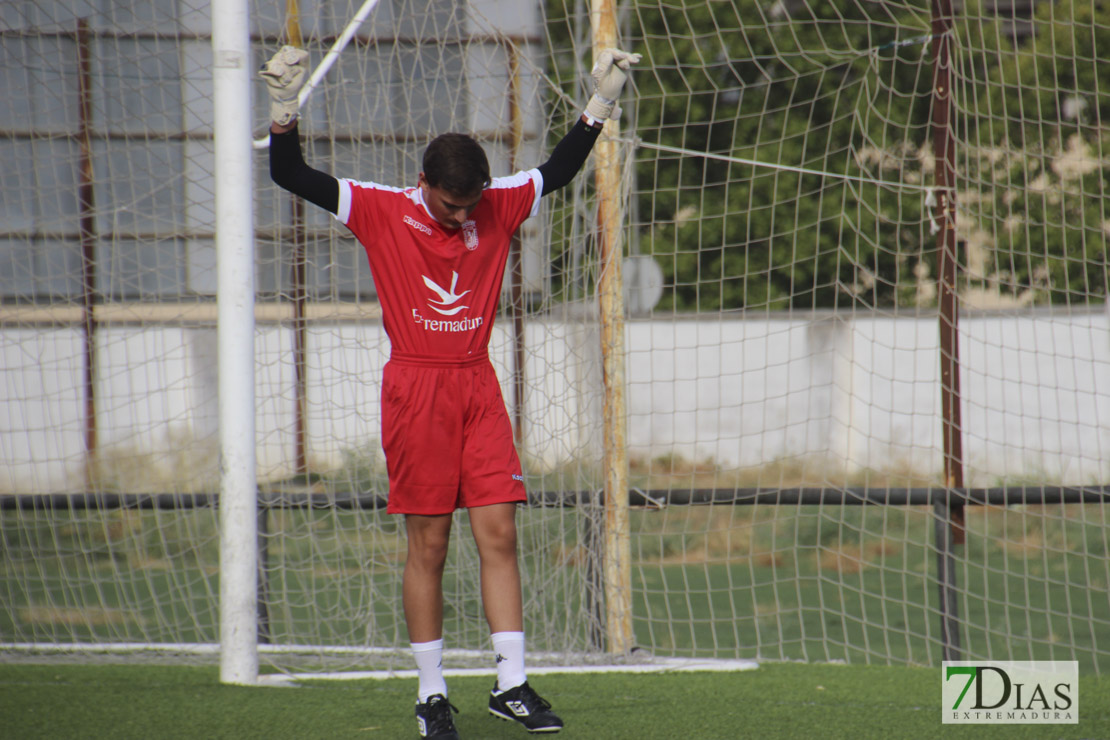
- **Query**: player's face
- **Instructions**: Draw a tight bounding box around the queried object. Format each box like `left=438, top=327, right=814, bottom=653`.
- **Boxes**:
left=418, top=174, right=483, bottom=230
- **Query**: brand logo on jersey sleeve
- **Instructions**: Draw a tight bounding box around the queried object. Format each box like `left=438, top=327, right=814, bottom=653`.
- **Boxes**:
left=462, top=220, right=479, bottom=250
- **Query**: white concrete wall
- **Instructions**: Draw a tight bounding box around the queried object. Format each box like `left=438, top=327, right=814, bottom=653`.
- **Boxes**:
left=624, top=310, right=1110, bottom=484
left=2, top=310, right=1109, bottom=492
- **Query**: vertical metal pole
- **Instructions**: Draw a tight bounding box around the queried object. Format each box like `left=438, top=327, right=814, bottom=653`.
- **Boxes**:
left=505, top=41, right=527, bottom=448
left=582, top=510, right=605, bottom=651
left=257, top=505, right=272, bottom=644
left=933, top=495, right=962, bottom=660
left=932, top=0, right=965, bottom=543
left=76, top=19, right=98, bottom=484
left=285, top=0, right=309, bottom=476
left=931, top=0, right=964, bottom=662
left=509, top=250, right=526, bottom=450
left=591, top=0, right=633, bottom=655
left=291, top=200, right=309, bottom=475
left=214, top=0, right=259, bottom=685
left=283, top=0, right=303, bottom=48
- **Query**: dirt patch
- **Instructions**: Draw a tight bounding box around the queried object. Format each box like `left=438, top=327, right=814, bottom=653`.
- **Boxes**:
left=754, top=550, right=784, bottom=568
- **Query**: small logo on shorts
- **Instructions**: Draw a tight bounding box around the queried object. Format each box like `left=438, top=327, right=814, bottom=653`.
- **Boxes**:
left=512, top=474, right=524, bottom=483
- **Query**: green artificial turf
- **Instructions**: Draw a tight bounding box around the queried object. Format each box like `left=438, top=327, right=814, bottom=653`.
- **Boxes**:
left=1, top=661, right=1106, bottom=740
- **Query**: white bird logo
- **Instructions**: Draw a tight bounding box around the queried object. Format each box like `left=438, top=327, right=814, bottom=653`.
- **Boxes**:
left=422, top=271, right=470, bottom=316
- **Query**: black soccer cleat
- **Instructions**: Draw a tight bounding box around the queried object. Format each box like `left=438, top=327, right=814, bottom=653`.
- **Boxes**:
left=415, top=694, right=460, bottom=739
left=488, top=681, right=564, bottom=733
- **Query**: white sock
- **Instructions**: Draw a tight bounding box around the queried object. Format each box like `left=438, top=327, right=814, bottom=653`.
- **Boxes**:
left=411, top=639, right=447, bottom=702
left=491, top=631, right=527, bottom=691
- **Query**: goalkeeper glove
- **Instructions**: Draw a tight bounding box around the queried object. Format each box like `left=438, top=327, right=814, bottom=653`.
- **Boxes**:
left=260, top=45, right=310, bottom=126
left=584, top=48, right=642, bottom=125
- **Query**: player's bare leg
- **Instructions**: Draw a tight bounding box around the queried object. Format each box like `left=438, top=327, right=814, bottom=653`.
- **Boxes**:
left=467, top=502, right=523, bottom=633
left=403, top=513, right=453, bottom=642
left=469, top=502, right=563, bottom=733
left=403, top=513, right=459, bottom=739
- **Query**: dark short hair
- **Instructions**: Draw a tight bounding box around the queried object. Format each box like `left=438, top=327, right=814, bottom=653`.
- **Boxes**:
left=422, top=133, right=491, bottom=196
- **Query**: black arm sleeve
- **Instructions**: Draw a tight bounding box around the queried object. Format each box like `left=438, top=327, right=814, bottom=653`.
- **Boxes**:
left=269, top=124, right=340, bottom=214
left=536, top=117, right=603, bottom=196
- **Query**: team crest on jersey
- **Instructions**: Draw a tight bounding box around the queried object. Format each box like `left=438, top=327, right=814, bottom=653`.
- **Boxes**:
left=462, top=219, right=479, bottom=250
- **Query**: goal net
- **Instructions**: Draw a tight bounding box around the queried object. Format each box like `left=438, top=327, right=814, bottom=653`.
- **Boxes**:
left=2, top=0, right=1108, bottom=677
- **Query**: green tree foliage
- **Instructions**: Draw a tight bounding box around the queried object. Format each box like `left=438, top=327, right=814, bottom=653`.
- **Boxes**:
left=955, top=0, right=1110, bottom=305
left=544, top=0, right=1109, bottom=311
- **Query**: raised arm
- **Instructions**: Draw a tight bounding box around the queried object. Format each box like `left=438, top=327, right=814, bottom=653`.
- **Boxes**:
left=260, top=46, right=339, bottom=214
left=537, top=48, right=641, bottom=196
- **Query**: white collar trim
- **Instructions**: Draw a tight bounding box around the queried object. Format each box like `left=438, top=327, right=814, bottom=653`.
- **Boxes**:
left=410, top=186, right=440, bottom=223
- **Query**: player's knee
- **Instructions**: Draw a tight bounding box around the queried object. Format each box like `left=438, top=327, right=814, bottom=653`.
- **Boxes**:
left=497, top=525, right=519, bottom=551
left=408, top=537, right=450, bottom=571
left=478, top=526, right=518, bottom=559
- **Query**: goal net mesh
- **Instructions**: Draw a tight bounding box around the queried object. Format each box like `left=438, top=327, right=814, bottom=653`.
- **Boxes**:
left=1, top=0, right=1108, bottom=675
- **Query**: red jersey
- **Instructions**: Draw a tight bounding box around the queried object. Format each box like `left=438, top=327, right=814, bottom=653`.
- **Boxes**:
left=335, top=171, right=542, bottom=359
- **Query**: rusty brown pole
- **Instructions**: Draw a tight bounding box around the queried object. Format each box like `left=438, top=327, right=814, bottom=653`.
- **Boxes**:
left=931, top=0, right=965, bottom=542
left=290, top=193, right=308, bottom=475
left=505, top=41, right=527, bottom=449
left=76, top=19, right=98, bottom=479
left=931, top=0, right=964, bottom=661
left=286, top=1, right=309, bottom=475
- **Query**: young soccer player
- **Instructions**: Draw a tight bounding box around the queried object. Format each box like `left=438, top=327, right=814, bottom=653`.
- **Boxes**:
left=261, top=45, right=640, bottom=739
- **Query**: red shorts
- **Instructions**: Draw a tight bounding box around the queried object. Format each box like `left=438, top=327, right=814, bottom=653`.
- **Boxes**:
left=380, top=353, right=527, bottom=515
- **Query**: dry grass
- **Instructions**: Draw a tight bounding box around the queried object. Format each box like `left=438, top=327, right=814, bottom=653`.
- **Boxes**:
left=86, top=430, right=219, bottom=494
left=817, top=544, right=865, bottom=573
left=550, top=544, right=590, bottom=567
left=628, top=453, right=941, bottom=491
left=1000, top=529, right=1047, bottom=558
left=754, top=550, right=784, bottom=568
left=126, top=554, right=173, bottom=571
left=622, top=455, right=1102, bottom=568
left=20, top=605, right=142, bottom=627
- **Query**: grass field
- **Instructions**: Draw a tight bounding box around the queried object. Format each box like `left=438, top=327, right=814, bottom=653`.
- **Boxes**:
left=3, top=503, right=1109, bottom=675
left=0, top=661, right=1107, bottom=739
left=3, top=504, right=1109, bottom=735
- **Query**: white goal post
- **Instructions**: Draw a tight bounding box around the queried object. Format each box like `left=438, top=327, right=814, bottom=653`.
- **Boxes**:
left=212, top=0, right=259, bottom=685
